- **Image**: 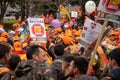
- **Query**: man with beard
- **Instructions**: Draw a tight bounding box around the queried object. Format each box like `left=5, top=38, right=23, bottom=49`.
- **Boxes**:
left=102, top=48, right=120, bottom=80
left=68, top=56, right=98, bottom=80
left=61, top=54, right=75, bottom=80
left=0, top=42, right=11, bottom=79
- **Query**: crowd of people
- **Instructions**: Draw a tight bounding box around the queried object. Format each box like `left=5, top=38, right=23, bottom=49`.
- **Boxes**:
left=0, top=13, right=120, bottom=80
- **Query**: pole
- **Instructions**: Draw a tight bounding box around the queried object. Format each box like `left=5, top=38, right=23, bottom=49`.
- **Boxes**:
left=87, top=20, right=108, bottom=74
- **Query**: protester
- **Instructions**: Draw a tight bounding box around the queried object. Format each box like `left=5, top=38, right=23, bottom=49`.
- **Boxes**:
left=68, top=56, right=98, bottom=80
left=102, top=48, right=120, bottom=80
left=26, top=44, right=47, bottom=64
left=0, top=42, right=11, bottom=79
left=50, top=44, right=65, bottom=80
left=13, top=44, right=53, bottom=80
left=8, top=54, right=21, bottom=71
left=61, top=54, right=75, bottom=80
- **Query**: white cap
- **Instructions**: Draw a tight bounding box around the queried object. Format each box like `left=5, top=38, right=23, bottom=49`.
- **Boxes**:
left=9, top=30, right=15, bottom=35
left=63, top=24, right=68, bottom=28
left=18, top=28, right=24, bottom=32
left=0, top=28, right=5, bottom=33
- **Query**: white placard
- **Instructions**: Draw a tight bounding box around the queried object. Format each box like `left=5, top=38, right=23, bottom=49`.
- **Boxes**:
left=71, top=11, right=78, bottom=18
left=80, top=18, right=103, bottom=48
left=27, top=18, right=47, bottom=42
left=98, top=0, right=120, bottom=15
left=96, top=0, right=120, bottom=22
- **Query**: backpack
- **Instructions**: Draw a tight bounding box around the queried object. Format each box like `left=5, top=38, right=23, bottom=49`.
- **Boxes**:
left=13, top=60, right=53, bottom=80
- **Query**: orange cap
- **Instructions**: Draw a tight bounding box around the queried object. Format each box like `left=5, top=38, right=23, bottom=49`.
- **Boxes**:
left=1, top=32, right=8, bottom=38
left=0, top=25, right=4, bottom=28
left=55, top=28, right=62, bottom=33
left=13, top=36, right=19, bottom=41
left=0, top=37, right=7, bottom=43
left=109, top=31, right=116, bottom=36
left=13, top=41, right=22, bottom=51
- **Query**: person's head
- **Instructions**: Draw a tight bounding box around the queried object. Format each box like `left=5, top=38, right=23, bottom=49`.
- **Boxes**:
left=108, top=31, right=116, bottom=41
left=77, top=47, right=85, bottom=56
left=108, top=48, right=120, bottom=69
left=0, top=42, right=11, bottom=65
left=53, top=44, right=65, bottom=57
left=26, top=44, right=47, bottom=64
left=9, top=54, right=21, bottom=71
left=62, top=54, right=74, bottom=75
left=68, top=56, right=88, bottom=78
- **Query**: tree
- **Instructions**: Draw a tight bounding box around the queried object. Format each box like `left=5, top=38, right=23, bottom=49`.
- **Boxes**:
left=30, top=0, right=70, bottom=16
left=0, top=0, right=15, bottom=24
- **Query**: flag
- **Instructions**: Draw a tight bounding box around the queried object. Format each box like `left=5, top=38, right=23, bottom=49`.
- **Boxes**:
left=20, top=22, right=30, bottom=43
left=60, top=5, right=71, bottom=20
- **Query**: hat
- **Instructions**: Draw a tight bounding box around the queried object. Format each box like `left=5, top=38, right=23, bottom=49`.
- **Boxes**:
left=55, top=28, right=62, bottom=33
left=63, top=24, right=68, bottom=28
left=0, top=28, right=5, bottom=33
left=0, top=37, right=7, bottom=43
left=13, top=36, right=19, bottom=41
left=1, top=32, right=8, bottom=38
left=9, top=30, right=15, bottom=35
left=0, top=25, right=4, bottom=28
left=12, top=23, right=18, bottom=27
left=13, top=41, right=22, bottom=51
left=109, top=31, right=116, bottom=37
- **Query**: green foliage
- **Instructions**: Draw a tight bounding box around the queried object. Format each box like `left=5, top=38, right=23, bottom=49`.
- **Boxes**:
left=3, top=20, right=17, bottom=24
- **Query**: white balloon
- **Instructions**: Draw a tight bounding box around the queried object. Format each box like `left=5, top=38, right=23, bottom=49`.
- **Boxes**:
left=85, top=1, right=96, bottom=14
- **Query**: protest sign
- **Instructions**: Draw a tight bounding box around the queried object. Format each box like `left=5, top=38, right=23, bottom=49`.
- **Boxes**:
left=87, top=20, right=108, bottom=74
left=27, top=18, right=47, bottom=42
left=96, top=0, right=120, bottom=23
left=71, top=11, right=78, bottom=18
left=80, top=18, right=103, bottom=49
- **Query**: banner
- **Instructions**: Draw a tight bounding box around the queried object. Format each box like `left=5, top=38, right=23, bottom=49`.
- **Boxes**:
left=97, top=0, right=120, bottom=22
left=80, top=18, right=103, bottom=49
left=28, top=18, right=47, bottom=42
